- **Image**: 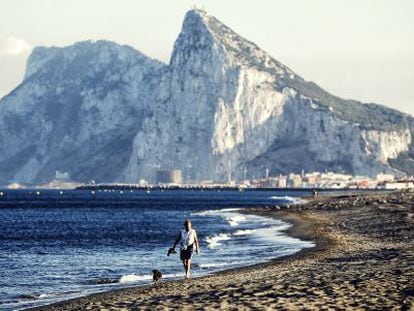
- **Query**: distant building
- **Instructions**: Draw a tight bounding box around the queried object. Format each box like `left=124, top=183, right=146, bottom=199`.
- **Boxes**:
left=289, top=174, right=302, bottom=188
left=304, top=174, right=319, bottom=186
left=240, top=180, right=251, bottom=187
left=384, top=181, right=414, bottom=189
left=321, top=172, right=352, bottom=182
left=277, top=176, right=287, bottom=188
left=170, top=169, right=183, bottom=184
left=200, top=180, right=214, bottom=185
left=267, top=177, right=278, bottom=188
left=228, top=180, right=236, bottom=186
left=138, top=179, right=149, bottom=187
left=376, top=173, right=395, bottom=183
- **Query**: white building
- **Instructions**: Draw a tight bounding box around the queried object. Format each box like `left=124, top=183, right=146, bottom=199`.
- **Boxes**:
left=384, top=181, right=414, bottom=189
left=376, top=173, right=395, bottom=183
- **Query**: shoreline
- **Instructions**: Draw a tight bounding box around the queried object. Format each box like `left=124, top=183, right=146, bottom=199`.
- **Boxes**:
left=25, top=206, right=323, bottom=311
left=28, top=191, right=414, bottom=310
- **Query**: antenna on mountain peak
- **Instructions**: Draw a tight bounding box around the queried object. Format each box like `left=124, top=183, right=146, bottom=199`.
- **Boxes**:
left=191, top=1, right=205, bottom=11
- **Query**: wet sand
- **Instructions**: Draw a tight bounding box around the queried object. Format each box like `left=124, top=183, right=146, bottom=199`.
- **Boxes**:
left=29, top=190, right=414, bottom=310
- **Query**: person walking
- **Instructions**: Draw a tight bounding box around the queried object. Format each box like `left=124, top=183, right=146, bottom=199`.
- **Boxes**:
left=170, top=219, right=200, bottom=279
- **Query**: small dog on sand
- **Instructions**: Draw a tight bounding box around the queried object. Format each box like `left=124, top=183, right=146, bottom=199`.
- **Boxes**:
left=152, top=269, right=162, bottom=283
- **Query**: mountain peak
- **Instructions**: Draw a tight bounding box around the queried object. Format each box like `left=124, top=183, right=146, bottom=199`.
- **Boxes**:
left=24, top=40, right=154, bottom=81
left=186, top=8, right=208, bottom=17
left=180, top=9, right=211, bottom=36
left=171, top=9, right=294, bottom=78
left=169, top=9, right=213, bottom=66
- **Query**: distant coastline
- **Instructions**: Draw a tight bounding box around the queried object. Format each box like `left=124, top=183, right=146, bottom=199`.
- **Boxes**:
left=75, top=183, right=391, bottom=194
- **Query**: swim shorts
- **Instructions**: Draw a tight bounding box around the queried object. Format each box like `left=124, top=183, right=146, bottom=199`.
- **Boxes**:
left=180, top=244, right=194, bottom=260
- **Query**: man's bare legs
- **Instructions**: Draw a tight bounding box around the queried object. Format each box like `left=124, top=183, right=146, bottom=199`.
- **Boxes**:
left=182, top=259, right=191, bottom=279
left=182, top=260, right=186, bottom=275
left=186, top=259, right=191, bottom=278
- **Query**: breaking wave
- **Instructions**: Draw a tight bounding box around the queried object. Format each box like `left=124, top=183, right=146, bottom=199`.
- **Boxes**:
left=205, top=233, right=232, bottom=249
left=192, top=208, right=241, bottom=217
left=233, top=229, right=256, bottom=236
left=222, top=214, right=246, bottom=226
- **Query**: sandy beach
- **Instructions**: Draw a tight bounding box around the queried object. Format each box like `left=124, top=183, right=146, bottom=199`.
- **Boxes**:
left=28, top=190, right=414, bottom=310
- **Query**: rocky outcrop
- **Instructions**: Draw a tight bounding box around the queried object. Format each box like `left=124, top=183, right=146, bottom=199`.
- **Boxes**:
left=0, top=41, right=164, bottom=184
left=0, top=9, right=413, bottom=185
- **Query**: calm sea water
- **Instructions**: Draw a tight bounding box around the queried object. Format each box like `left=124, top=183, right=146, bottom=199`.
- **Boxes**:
left=0, top=189, right=314, bottom=310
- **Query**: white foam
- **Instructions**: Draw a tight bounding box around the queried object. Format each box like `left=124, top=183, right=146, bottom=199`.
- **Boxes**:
left=192, top=209, right=247, bottom=226
left=268, top=223, right=292, bottom=232
left=206, top=233, right=231, bottom=249
left=119, top=274, right=152, bottom=283
left=270, top=195, right=306, bottom=204
left=191, top=210, right=211, bottom=216
left=218, top=208, right=241, bottom=212
left=192, top=208, right=241, bottom=216
left=38, top=293, right=54, bottom=299
left=270, top=195, right=295, bottom=201
left=233, top=229, right=256, bottom=236
left=119, top=273, right=183, bottom=283
left=194, top=208, right=247, bottom=226
left=223, top=214, right=246, bottom=226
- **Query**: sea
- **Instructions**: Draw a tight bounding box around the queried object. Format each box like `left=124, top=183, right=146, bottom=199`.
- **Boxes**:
left=0, top=188, right=315, bottom=310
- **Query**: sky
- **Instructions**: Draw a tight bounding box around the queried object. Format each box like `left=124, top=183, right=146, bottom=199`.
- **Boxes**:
left=1, top=0, right=413, bottom=115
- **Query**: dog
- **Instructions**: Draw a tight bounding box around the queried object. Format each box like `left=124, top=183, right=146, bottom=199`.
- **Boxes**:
left=152, top=269, right=162, bottom=283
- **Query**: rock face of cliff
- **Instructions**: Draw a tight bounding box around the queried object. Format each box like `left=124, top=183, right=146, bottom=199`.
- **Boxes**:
left=0, top=41, right=164, bottom=184
left=0, top=9, right=413, bottom=185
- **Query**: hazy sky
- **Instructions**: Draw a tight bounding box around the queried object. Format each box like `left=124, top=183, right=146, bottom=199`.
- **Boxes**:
left=1, top=0, right=413, bottom=115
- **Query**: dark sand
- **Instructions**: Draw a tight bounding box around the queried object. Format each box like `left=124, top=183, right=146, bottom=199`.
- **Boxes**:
left=28, top=190, right=414, bottom=310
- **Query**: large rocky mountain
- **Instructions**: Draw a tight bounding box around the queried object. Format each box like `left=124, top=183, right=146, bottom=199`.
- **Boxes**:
left=0, top=9, right=413, bottom=185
